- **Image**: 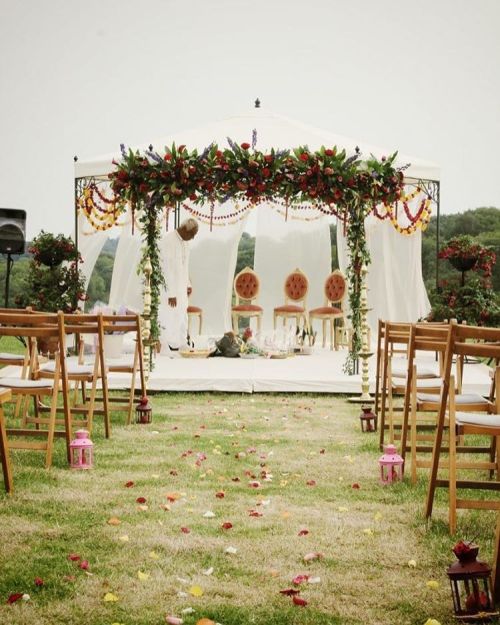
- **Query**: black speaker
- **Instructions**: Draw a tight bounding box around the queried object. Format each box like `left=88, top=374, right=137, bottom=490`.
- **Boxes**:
left=0, top=208, right=26, bottom=254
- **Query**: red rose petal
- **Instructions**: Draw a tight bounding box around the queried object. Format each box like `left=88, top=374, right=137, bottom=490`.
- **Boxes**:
left=279, top=588, right=300, bottom=596
left=248, top=510, right=263, bottom=517
left=7, top=593, right=23, bottom=604
left=181, top=527, right=190, bottom=534
left=306, top=480, right=316, bottom=486
left=298, top=529, right=309, bottom=536
left=68, top=553, right=81, bottom=562
left=215, top=491, right=225, bottom=499
left=352, top=483, right=360, bottom=489
left=136, top=497, right=147, bottom=504
left=79, top=560, right=89, bottom=570
left=34, top=577, right=44, bottom=587
left=293, top=595, right=308, bottom=607
left=221, top=522, right=233, bottom=530
left=125, top=481, right=134, bottom=488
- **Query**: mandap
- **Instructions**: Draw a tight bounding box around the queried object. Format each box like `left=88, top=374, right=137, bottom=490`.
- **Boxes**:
left=73, top=106, right=440, bottom=372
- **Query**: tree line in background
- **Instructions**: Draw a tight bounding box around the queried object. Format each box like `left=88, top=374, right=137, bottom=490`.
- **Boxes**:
left=0, top=206, right=498, bottom=312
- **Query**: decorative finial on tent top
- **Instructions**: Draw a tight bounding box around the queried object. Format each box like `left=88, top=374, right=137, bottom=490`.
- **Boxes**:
left=148, top=144, right=153, bottom=151
left=254, top=98, right=261, bottom=108
left=74, top=155, right=78, bottom=162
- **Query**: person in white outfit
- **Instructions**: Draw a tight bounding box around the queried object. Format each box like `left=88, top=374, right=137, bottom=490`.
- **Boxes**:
left=160, top=218, right=199, bottom=352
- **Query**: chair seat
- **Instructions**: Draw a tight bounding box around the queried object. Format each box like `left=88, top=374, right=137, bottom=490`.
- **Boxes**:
left=232, top=304, right=263, bottom=312
left=455, top=412, right=500, bottom=428
left=0, top=377, right=52, bottom=389
left=274, top=305, right=305, bottom=314
left=0, top=352, right=25, bottom=362
left=393, top=377, right=442, bottom=390
left=418, top=393, right=489, bottom=406
left=41, top=362, right=95, bottom=376
left=392, top=362, right=438, bottom=379
left=309, top=306, right=342, bottom=315
left=187, top=306, right=202, bottom=313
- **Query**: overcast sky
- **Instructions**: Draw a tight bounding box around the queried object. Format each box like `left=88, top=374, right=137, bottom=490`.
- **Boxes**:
left=1, top=0, right=499, bottom=238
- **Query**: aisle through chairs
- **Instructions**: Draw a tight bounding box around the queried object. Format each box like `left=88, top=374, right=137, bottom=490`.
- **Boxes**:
left=0, top=312, right=68, bottom=469
left=309, top=270, right=347, bottom=350
left=425, top=322, right=500, bottom=534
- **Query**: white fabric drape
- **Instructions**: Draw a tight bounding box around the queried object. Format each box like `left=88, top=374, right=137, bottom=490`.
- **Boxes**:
left=182, top=203, right=247, bottom=337
left=254, top=206, right=331, bottom=329
left=76, top=214, right=108, bottom=290
left=108, top=230, right=143, bottom=312
left=337, top=215, right=431, bottom=330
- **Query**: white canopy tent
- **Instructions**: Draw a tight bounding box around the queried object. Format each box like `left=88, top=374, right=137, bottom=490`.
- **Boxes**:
left=75, top=108, right=440, bottom=338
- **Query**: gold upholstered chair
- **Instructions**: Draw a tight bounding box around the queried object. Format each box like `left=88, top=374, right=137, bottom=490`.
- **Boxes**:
left=309, top=270, right=347, bottom=350
left=231, top=267, right=263, bottom=332
left=273, top=268, right=309, bottom=330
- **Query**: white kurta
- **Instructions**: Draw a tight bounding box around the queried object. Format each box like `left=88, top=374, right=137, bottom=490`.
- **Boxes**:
left=159, top=230, right=190, bottom=349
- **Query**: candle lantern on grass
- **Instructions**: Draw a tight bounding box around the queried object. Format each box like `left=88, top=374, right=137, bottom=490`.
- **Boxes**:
left=136, top=396, right=152, bottom=424
left=447, top=541, right=497, bottom=620
left=378, top=444, right=403, bottom=484
left=69, top=430, right=93, bottom=469
left=359, top=406, right=377, bottom=432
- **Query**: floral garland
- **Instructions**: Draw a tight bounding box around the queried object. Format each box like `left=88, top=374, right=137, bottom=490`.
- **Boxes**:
left=104, top=139, right=405, bottom=370
left=78, top=185, right=126, bottom=232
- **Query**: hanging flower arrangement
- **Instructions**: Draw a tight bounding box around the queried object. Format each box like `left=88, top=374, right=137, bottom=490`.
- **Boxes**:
left=438, top=235, right=496, bottom=278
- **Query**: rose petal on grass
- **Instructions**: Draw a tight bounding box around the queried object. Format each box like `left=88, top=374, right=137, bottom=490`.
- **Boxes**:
left=202, top=567, right=214, bottom=576
left=279, top=588, right=300, bottom=596
left=337, top=506, right=349, bottom=513
left=292, top=595, right=308, bottom=606
left=107, top=517, right=121, bottom=526
left=125, top=481, right=134, bottom=488
left=298, top=529, right=309, bottom=536
left=224, top=546, right=237, bottom=555
left=137, top=504, right=149, bottom=511
left=215, top=491, right=225, bottom=499
left=103, top=592, right=119, bottom=602
left=363, top=528, right=374, bottom=536
left=188, top=585, right=204, bottom=597
left=136, top=497, right=147, bottom=504
left=21, top=594, right=30, bottom=601
left=292, top=574, right=309, bottom=585
left=203, top=511, right=215, bottom=518
left=181, top=527, right=191, bottom=534
left=7, top=593, right=24, bottom=604
left=408, top=559, right=417, bottom=568
left=196, top=619, right=215, bottom=625
left=308, top=576, right=321, bottom=584
left=181, top=607, right=195, bottom=614
left=248, top=510, right=263, bottom=517
left=426, top=580, right=440, bottom=590
left=79, top=560, right=89, bottom=570
left=68, top=553, right=81, bottom=561
left=221, top=522, right=233, bottom=530
left=306, top=480, right=316, bottom=486
left=303, top=552, right=323, bottom=562
left=351, top=483, right=360, bottom=489
left=137, top=571, right=150, bottom=581
left=149, top=551, right=160, bottom=560
left=423, top=620, right=442, bottom=625
left=118, top=535, right=129, bottom=542
left=166, top=616, right=184, bottom=625
left=34, top=577, right=44, bottom=587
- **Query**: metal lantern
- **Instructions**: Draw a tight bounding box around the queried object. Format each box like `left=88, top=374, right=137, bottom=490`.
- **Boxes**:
left=69, top=430, right=93, bottom=469
left=378, top=443, right=404, bottom=485
left=359, top=406, right=377, bottom=432
left=136, top=396, right=153, bottom=424
left=447, top=543, right=498, bottom=620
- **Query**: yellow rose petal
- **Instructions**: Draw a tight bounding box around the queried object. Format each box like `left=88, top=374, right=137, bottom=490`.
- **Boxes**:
left=107, top=517, right=121, bottom=526
left=149, top=550, right=160, bottom=560
left=408, top=559, right=417, bottom=568
left=103, top=592, right=119, bottom=602
left=118, top=534, right=129, bottom=542
left=137, top=570, right=150, bottom=581
left=426, top=580, right=440, bottom=590
left=189, top=585, right=204, bottom=597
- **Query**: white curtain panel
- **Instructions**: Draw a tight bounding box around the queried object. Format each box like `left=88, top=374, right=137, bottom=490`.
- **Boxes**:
left=337, top=214, right=431, bottom=330
left=108, top=228, right=144, bottom=312
left=181, top=202, right=248, bottom=337
left=76, top=213, right=108, bottom=290
left=254, top=205, right=332, bottom=330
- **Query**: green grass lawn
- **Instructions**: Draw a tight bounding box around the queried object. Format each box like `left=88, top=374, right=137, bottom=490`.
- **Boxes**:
left=0, top=392, right=497, bottom=625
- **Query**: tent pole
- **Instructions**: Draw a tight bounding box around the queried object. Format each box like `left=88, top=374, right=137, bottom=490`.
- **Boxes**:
left=74, top=164, right=80, bottom=311
left=435, top=181, right=441, bottom=290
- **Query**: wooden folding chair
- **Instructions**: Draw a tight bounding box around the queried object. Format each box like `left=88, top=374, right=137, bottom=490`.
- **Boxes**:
left=425, top=322, right=500, bottom=533
left=0, top=388, right=13, bottom=493
left=0, top=313, right=67, bottom=468
left=100, top=313, right=146, bottom=425
left=35, top=313, right=110, bottom=439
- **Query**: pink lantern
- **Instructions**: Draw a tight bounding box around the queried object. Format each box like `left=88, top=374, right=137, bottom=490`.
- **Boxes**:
left=69, top=430, right=93, bottom=469
left=378, top=444, right=403, bottom=485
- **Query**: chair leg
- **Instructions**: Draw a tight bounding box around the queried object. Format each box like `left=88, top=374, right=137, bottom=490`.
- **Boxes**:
left=493, top=512, right=500, bottom=603
left=0, top=404, right=13, bottom=493
left=330, top=319, right=334, bottom=351
left=387, top=361, right=394, bottom=444
left=322, top=320, right=326, bottom=348
left=257, top=314, right=261, bottom=334
left=410, top=367, right=418, bottom=485
left=198, top=312, right=202, bottom=336
left=448, top=378, right=457, bottom=534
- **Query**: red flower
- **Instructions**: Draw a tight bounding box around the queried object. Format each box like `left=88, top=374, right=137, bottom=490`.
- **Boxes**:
left=241, top=142, right=251, bottom=150
left=299, top=153, right=309, bottom=162
left=262, top=167, right=271, bottom=178
left=325, top=148, right=335, bottom=156
left=164, top=153, right=172, bottom=161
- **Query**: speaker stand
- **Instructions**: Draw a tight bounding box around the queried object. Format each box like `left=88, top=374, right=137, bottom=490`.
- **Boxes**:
left=4, top=253, right=14, bottom=308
